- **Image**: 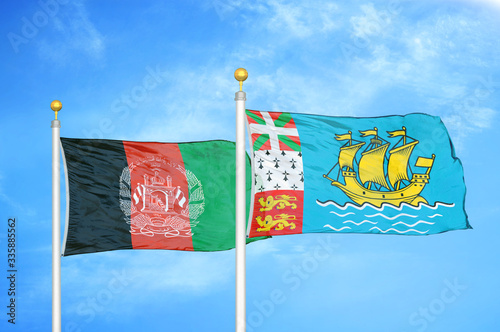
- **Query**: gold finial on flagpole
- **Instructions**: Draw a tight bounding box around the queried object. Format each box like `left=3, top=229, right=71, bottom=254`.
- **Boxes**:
left=234, top=68, right=248, bottom=91
left=51, top=100, right=62, bottom=120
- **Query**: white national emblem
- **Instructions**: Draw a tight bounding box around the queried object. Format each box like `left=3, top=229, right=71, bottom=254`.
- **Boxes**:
left=119, top=156, right=205, bottom=237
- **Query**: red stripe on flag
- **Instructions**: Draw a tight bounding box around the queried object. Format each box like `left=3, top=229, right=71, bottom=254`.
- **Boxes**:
left=279, top=135, right=301, bottom=151
left=248, top=190, right=303, bottom=238
left=283, top=116, right=297, bottom=129
left=246, top=109, right=264, bottom=125
left=251, top=133, right=271, bottom=150
left=269, top=112, right=297, bottom=128
left=123, top=141, right=194, bottom=251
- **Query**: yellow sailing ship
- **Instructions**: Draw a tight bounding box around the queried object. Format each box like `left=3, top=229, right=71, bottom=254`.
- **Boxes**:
left=323, top=127, right=435, bottom=207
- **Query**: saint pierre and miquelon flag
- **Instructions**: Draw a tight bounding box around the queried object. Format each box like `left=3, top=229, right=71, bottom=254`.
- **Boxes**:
left=245, top=110, right=471, bottom=238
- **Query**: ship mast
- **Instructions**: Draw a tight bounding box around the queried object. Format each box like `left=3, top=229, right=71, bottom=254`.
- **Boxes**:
left=358, top=127, right=391, bottom=190
left=335, top=131, right=365, bottom=173
left=387, top=127, right=418, bottom=191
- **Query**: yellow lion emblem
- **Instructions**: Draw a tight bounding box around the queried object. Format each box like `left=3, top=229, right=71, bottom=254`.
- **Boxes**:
left=258, top=195, right=297, bottom=212
left=256, top=214, right=296, bottom=232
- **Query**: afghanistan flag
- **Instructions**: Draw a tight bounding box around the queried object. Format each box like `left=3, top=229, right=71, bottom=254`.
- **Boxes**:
left=61, top=138, right=266, bottom=256
left=245, top=110, right=471, bottom=238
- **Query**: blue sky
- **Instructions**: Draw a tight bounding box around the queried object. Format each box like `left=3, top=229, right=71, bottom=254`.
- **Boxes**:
left=1, top=0, right=500, bottom=331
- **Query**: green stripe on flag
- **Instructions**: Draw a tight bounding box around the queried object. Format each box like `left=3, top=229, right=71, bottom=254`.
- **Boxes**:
left=178, top=140, right=266, bottom=251
left=246, top=110, right=266, bottom=125
left=278, top=134, right=301, bottom=151
left=274, top=113, right=293, bottom=128
left=253, top=134, right=270, bottom=151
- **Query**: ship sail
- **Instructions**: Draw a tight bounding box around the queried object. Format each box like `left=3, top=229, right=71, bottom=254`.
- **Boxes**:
left=387, top=140, right=418, bottom=189
left=326, top=126, right=434, bottom=208
left=338, top=142, right=365, bottom=170
left=358, top=143, right=390, bottom=189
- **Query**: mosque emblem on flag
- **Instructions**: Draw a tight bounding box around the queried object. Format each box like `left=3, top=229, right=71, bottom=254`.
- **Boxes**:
left=119, top=156, right=205, bottom=237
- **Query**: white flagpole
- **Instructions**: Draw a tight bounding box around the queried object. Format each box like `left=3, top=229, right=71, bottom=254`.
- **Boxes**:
left=51, top=100, right=62, bottom=332
left=234, top=68, right=248, bottom=332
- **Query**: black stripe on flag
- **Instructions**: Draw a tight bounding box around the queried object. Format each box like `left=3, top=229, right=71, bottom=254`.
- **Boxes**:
left=61, top=138, right=133, bottom=256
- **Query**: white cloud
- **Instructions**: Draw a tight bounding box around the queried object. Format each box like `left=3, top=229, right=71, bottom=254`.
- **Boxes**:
left=466, top=107, right=497, bottom=129
left=207, top=0, right=339, bottom=39
left=442, top=106, right=497, bottom=149
left=61, top=249, right=235, bottom=320
left=37, top=0, right=105, bottom=64
left=229, top=44, right=276, bottom=65
left=265, top=0, right=339, bottom=38
left=350, top=3, right=393, bottom=39
left=0, top=173, right=36, bottom=217
left=249, top=67, right=365, bottom=117
left=127, top=65, right=237, bottom=142
left=65, top=250, right=234, bottom=295
left=450, top=0, right=500, bottom=11
left=80, top=0, right=499, bottom=146
left=134, top=256, right=233, bottom=296
left=338, top=2, right=500, bottom=124
left=246, top=239, right=281, bottom=259
left=409, top=37, right=438, bottom=61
